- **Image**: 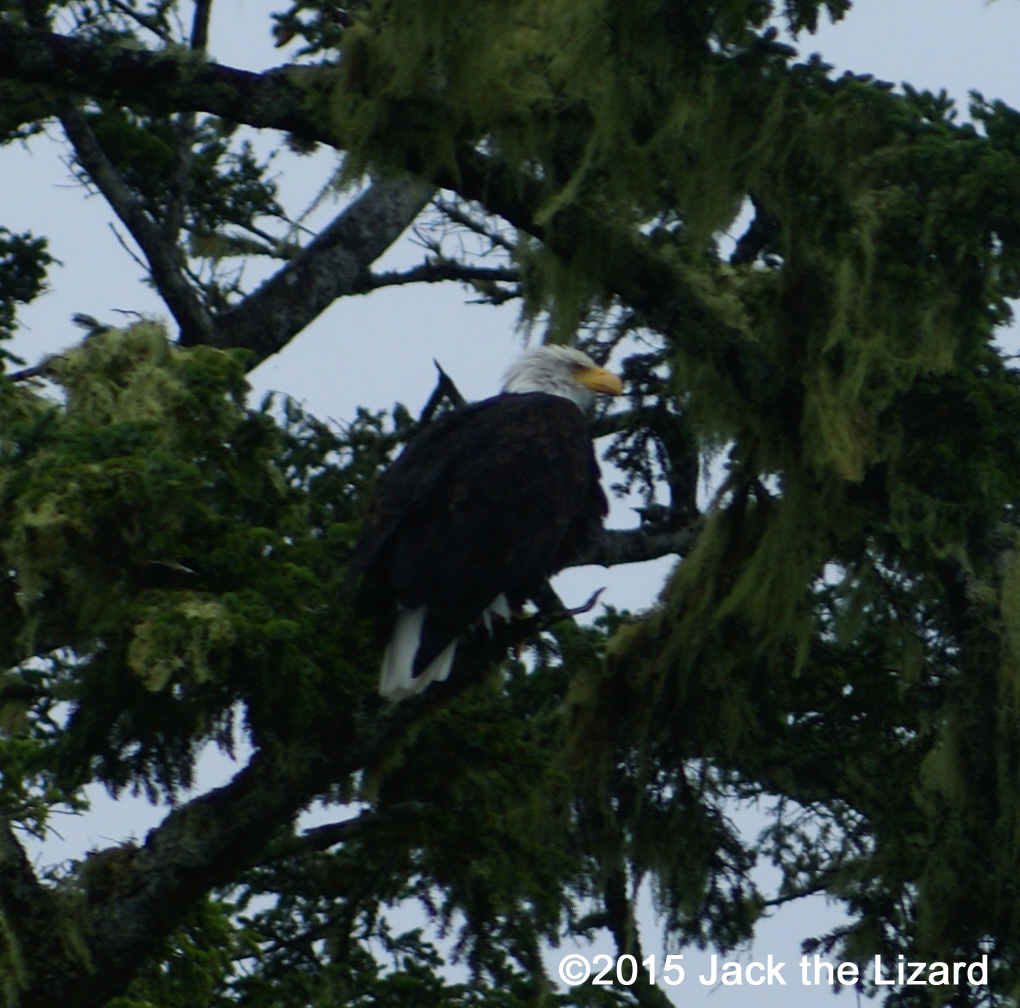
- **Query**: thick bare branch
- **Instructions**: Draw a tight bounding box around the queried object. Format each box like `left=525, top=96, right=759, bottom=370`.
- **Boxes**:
left=207, top=177, right=435, bottom=365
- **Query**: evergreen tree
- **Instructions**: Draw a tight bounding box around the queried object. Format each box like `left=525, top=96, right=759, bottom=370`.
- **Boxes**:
left=1, top=1, right=1019, bottom=1006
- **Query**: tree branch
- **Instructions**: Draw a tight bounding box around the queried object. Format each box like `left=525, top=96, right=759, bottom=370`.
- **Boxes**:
left=568, top=523, right=700, bottom=569
left=206, top=177, right=435, bottom=365
left=0, top=24, right=322, bottom=140
left=0, top=24, right=784, bottom=408
left=444, top=148, right=786, bottom=411
left=267, top=804, right=428, bottom=859
left=366, top=259, right=519, bottom=294
left=16, top=693, right=436, bottom=1008
left=603, top=866, right=674, bottom=1008
left=433, top=197, right=518, bottom=254
left=189, top=0, right=212, bottom=51
left=293, top=813, right=376, bottom=853
left=0, top=814, right=63, bottom=1002
left=56, top=98, right=216, bottom=345
left=104, top=0, right=173, bottom=43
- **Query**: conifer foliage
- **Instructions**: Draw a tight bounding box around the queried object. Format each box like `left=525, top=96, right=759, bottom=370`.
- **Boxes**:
left=2, top=0, right=1020, bottom=1006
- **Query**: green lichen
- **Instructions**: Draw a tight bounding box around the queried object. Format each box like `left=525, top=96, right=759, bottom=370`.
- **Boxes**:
left=128, top=593, right=235, bottom=692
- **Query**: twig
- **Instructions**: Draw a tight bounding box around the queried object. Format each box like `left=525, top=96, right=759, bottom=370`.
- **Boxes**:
left=104, top=0, right=172, bottom=42
left=434, top=198, right=518, bottom=254
left=108, top=221, right=149, bottom=274
left=7, top=363, right=50, bottom=382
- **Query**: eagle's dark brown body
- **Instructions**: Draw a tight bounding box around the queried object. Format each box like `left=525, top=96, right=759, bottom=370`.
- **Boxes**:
left=352, top=391, right=607, bottom=699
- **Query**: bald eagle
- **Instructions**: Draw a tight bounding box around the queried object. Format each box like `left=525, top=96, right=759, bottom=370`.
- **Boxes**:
left=352, top=345, right=623, bottom=702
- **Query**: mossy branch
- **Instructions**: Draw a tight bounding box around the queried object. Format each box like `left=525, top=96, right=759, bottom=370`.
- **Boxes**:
left=0, top=23, right=781, bottom=404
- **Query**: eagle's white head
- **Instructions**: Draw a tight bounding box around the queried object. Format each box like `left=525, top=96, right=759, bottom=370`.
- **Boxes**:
left=501, top=345, right=623, bottom=412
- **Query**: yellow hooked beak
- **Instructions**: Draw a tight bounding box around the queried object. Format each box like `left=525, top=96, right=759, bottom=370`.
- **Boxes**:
left=575, top=365, right=624, bottom=396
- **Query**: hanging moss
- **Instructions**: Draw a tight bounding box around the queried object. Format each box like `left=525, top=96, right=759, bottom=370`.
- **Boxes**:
left=127, top=592, right=235, bottom=692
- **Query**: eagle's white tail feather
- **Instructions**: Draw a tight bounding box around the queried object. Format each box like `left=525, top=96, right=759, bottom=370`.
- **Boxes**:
left=482, top=594, right=510, bottom=633
left=379, top=595, right=511, bottom=702
left=379, top=606, right=457, bottom=701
